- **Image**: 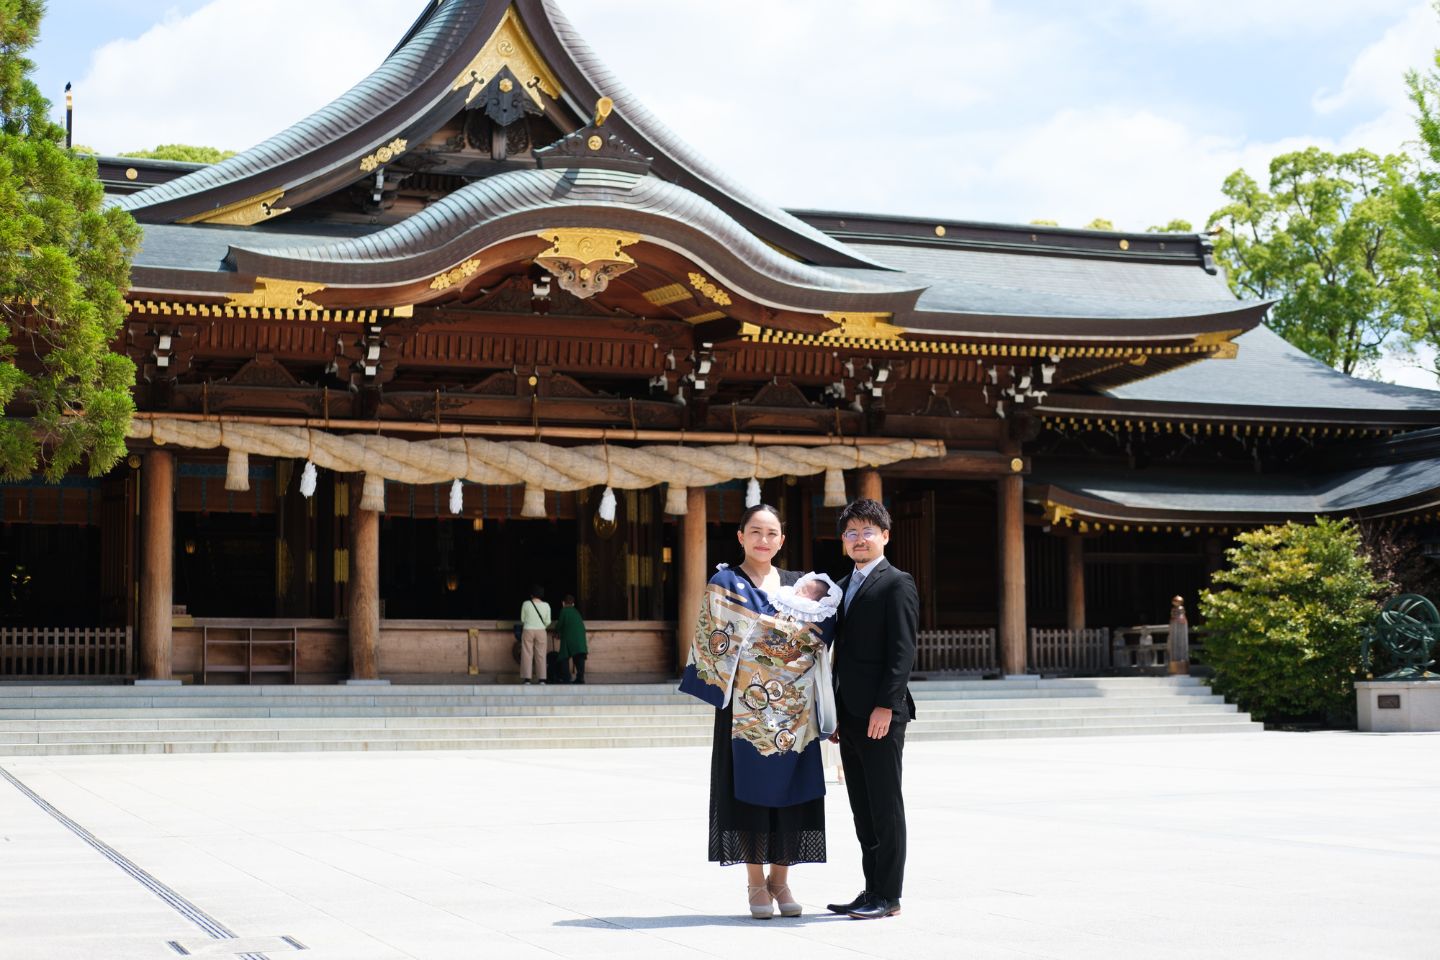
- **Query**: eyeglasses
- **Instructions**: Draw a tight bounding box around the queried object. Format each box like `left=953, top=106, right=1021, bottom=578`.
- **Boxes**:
left=841, top=528, right=881, bottom=543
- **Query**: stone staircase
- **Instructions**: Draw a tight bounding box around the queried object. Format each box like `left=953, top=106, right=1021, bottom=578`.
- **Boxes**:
left=0, top=676, right=1261, bottom=756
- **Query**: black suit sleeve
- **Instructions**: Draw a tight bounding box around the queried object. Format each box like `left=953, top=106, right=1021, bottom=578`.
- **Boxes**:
left=879, top=571, right=919, bottom=712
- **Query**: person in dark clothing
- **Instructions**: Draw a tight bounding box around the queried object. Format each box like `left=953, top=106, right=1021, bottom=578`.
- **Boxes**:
left=554, top=594, right=587, bottom=683
left=825, top=498, right=918, bottom=921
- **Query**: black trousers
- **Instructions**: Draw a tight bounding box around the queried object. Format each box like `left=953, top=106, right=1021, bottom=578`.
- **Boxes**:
left=568, top=653, right=586, bottom=683
left=837, top=708, right=907, bottom=900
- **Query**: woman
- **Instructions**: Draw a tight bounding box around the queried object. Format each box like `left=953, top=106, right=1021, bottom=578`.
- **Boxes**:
left=678, top=503, right=836, bottom=919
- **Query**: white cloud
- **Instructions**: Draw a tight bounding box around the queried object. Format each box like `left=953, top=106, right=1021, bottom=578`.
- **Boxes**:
left=72, top=0, right=412, bottom=153
left=1313, top=2, right=1440, bottom=116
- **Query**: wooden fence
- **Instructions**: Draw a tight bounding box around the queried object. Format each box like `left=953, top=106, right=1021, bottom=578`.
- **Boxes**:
left=0, top=627, right=133, bottom=677
left=1027, top=628, right=1110, bottom=675
left=914, top=628, right=997, bottom=674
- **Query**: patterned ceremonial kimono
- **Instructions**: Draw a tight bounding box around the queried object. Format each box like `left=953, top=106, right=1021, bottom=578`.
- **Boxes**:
left=679, top=567, right=835, bottom=808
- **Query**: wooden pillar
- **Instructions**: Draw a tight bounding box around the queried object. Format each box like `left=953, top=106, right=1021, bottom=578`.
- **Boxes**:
left=138, top=450, right=174, bottom=680
left=997, top=461, right=1026, bottom=675
left=677, top=486, right=708, bottom=676
left=857, top=468, right=883, bottom=503
left=1065, top=535, right=1086, bottom=633
left=347, top=475, right=380, bottom=681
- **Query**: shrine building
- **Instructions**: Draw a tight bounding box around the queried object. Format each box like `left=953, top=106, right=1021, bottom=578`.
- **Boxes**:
left=4, top=0, right=1440, bottom=684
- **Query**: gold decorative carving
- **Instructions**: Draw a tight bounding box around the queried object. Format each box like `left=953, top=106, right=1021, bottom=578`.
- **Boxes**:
left=430, top=258, right=483, bottom=291
left=359, top=137, right=408, bottom=173
left=452, top=7, right=563, bottom=108
left=934, top=225, right=946, bottom=237
left=178, top=187, right=290, bottom=226
left=642, top=283, right=690, bottom=306
left=685, top=311, right=726, bottom=325
left=587, top=135, right=603, bottom=151
left=688, top=272, right=732, bottom=307
left=1192, top=329, right=1241, bottom=359
left=499, top=78, right=514, bottom=93
left=125, top=167, right=138, bottom=181
left=534, top=228, right=641, bottom=299
left=594, top=97, right=614, bottom=126
left=1119, top=239, right=1130, bottom=250
left=820, top=312, right=907, bottom=341
left=226, top=278, right=327, bottom=310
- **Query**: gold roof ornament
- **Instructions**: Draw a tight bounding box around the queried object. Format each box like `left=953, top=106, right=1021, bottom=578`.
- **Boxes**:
left=452, top=6, right=564, bottom=108
left=821, top=312, right=907, bottom=342
left=226, top=278, right=327, bottom=310
left=534, top=228, right=641, bottom=299
left=178, top=187, right=290, bottom=226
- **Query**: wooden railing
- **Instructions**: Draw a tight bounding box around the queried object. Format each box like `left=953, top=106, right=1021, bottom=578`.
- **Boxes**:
left=0, top=627, right=133, bottom=677
left=1028, top=628, right=1110, bottom=675
left=915, top=628, right=997, bottom=674
left=1111, top=625, right=1171, bottom=669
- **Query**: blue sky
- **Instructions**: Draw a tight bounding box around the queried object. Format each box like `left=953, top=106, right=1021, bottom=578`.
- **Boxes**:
left=27, top=0, right=1440, bottom=384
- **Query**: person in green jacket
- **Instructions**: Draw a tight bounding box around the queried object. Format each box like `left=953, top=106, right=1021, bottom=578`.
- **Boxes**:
left=554, top=594, right=588, bottom=684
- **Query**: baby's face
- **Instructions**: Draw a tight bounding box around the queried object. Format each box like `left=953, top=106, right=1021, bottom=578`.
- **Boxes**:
left=797, top=580, right=828, bottom=601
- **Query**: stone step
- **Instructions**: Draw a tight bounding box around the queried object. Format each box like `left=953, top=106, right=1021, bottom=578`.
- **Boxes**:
left=0, top=695, right=1231, bottom=723
left=0, top=719, right=1263, bottom=756
left=0, top=706, right=1250, bottom=744
left=0, top=685, right=1220, bottom=711
left=0, top=699, right=1237, bottom=733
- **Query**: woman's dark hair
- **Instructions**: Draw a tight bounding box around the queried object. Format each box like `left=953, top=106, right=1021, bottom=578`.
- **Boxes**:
left=836, top=498, right=891, bottom=535
left=738, top=503, right=784, bottom=532
left=530, top=584, right=545, bottom=599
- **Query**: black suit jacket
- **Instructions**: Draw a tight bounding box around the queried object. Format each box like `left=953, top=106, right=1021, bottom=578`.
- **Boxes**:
left=835, top=558, right=919, bottom=722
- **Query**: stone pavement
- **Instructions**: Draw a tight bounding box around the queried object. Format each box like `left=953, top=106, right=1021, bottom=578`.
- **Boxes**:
left=0, top=731, right=1435, bottom=960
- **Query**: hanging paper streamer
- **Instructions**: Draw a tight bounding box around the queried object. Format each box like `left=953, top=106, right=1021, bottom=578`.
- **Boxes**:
left=360, top=472, right=386, bottom=512
left=300, top=460, right=318, bottom=498
left=449, top=478, right=463, bottom=514
left=521, top=483, right=547, bottom=518
left=598, top=485, right=617, bottom=522
left=664, top=484, right=688, bottom=515
left=224, top=449, right=250, bottom=492
left=745, top=476, right=761, bottom=508
left=823, top=467, right=846, bottom=507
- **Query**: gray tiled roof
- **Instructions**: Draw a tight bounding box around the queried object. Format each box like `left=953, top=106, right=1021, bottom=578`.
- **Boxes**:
left=1108, top=326, right=1440, bottom=411
left=849, top=243, right=1235, bottom=303
left=222, top=169, right=919, bottom=302
left=1035, top=457, right=1440, bottom=516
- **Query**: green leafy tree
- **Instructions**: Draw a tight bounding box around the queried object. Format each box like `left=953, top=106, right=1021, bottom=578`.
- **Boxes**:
left=119, top=143, right=234, bottom=163
left=0, top=0, right=139, bottom=479
left=1146, top=218, right=1193, bottom=233
left=1208, top=148, right=1432, bottom=376
left=1028, top=218, right=1059, bottom=227
left=1198, top=518, right=1384, bottom=726
left=1398, top=17, right=1440, bottom=383
left=1084, top=217, right=1115, bottom=231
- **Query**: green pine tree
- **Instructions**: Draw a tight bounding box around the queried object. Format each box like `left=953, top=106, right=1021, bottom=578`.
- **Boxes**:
left=0, top=0, right=140, bottom=479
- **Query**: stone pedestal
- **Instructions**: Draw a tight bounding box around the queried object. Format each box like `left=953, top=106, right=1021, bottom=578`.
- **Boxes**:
left=1355, top=680, right=1440, bottom=732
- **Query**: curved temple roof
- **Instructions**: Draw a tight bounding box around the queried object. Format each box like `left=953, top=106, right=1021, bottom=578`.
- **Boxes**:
left=112, top=0, right=882, bottom=270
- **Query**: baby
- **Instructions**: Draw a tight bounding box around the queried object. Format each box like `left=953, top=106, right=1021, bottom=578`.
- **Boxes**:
left=773, top=572, right=841, bottom=624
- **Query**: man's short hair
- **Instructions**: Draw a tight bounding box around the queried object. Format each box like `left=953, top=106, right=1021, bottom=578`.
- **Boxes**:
left=530, top=585, right=545, bottom=599
left=837, top=498, right=891, bottom=535
left=563, top=594, right=575, bottom=605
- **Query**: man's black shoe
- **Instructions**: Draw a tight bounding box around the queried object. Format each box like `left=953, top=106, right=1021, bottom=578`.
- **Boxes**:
left=847, top=896, right=901, bottom=920
left=825, top=891, right=868, bottom=914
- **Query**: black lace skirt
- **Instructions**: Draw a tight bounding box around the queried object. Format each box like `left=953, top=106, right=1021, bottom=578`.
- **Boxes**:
left=708, top=703, right=826, bottom=865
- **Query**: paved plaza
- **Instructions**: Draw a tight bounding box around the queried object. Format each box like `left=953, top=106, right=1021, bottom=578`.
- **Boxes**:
left=1, top=731, right=1436, bottom=960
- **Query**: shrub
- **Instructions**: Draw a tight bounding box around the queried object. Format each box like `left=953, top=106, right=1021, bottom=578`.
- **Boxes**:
left=1198, top=518, right=1386, bottom=725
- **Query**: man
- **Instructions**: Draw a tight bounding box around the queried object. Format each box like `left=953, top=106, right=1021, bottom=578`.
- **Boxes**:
left=826, top=498, right=918, bottom=920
